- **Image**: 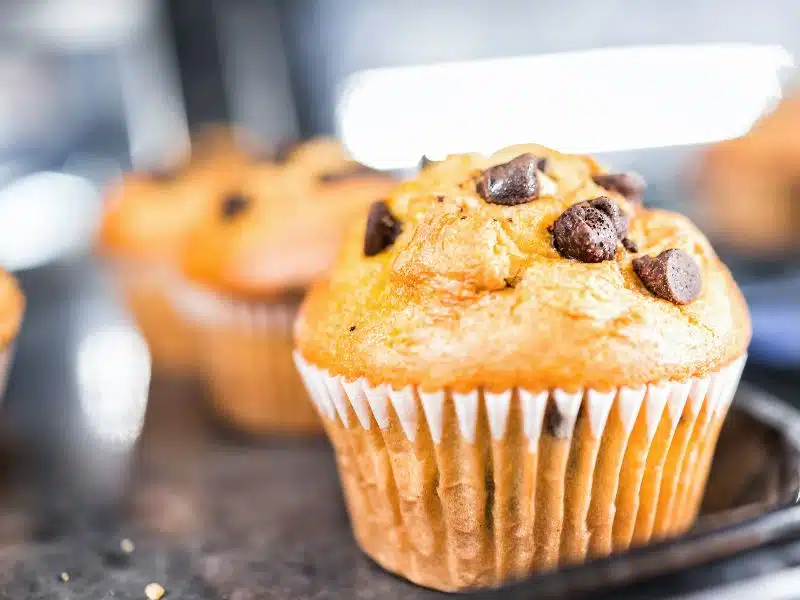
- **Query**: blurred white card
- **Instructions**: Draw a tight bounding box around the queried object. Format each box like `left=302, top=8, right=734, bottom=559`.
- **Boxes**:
left=337, top=44, right=794, bottom=169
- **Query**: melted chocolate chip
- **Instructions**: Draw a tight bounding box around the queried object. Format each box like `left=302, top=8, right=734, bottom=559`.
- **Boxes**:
left=593, top=172, right=646, bottom=204
left=550, top=201, right=618, bottom=262
left=477, top=153, right=541, bottom=205
left=348, top=325, right=357, bottom=332
left=318, top=164, right=384, bottom=183
left=364, top=201, right=402, bottom=256
left=632, top=249, right=701, bottom=304
left=220, top=194, right=250, bottom=220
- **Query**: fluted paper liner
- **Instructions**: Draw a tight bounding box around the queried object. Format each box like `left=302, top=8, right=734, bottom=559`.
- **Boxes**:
left=168, top=279, right=319, bottom=434
left=109, top=261, right=199, bottom=375
left=294, top=352, right=746, bottom=592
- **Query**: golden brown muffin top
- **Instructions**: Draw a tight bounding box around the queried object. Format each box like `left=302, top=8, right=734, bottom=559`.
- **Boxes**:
left=295, top=144, right=751, bottom=392
left=0, top=269, right=24, bottom=348
left=180, top=138, right=396, bottom=298
left=96, top=128, right=251, bottom=264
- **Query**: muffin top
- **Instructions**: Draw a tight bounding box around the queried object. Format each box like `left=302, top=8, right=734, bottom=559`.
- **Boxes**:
left=96, top=131, right=250, bottom=264
left=180, top=138, right=395, bottom=299
left=295, top=144, right=751, bottom=392
left=0, top=269, right=24, bottom=348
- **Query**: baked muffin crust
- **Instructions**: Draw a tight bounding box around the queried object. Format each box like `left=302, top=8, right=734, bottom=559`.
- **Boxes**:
left=296, top=144, right=751, bottom=392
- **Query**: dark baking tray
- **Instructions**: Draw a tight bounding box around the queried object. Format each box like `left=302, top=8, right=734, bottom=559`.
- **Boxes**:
left=1, top=260, right=800, bottom=599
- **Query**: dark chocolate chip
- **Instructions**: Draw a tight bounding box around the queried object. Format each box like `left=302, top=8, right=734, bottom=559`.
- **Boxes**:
left=318, top=164, right=384, bottom=183
left=588, top=196, right=629, bottom=240
left=632, top=249, right=701, bottom=304
left=593, top=172, right=646, bottom=204
left=220, top=194, right=250, bottom=220
left=273, top=139, right=302, bottom=163
left=364, top=200, right=402, bottom=256
left=550, top=201, right=618, bottom=262
left=348, top=325, right=356, bottom=332
left=436, top=196, right=445, bottom=203
left=622, top=237, right=638, bottom=253
left=544, top=401, right=566, bottom=437
left=477, top=153, right=541, bottom=205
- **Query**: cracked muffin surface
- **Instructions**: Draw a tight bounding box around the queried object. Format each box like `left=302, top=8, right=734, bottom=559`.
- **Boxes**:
left=295, top=143, right=750, bottom=392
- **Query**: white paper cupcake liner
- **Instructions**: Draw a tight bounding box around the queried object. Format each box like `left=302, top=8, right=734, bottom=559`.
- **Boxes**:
left=168, top=278, right=317, bottom=433
left=167, top=277, right=296, bottom=332
left=293, top=351, right=746, bottom=591
left=105, top=261, right=199, bottom=375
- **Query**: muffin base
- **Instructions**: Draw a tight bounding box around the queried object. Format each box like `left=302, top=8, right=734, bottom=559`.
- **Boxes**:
left=110, top=261, right=199, bottom=376
left=294, top=353, right=745, bottom=592
left=170, top=282, right=320, bottom=435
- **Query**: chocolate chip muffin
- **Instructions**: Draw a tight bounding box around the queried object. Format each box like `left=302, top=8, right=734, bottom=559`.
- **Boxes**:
left=171, top=138, right=395, bottom=434
left=96, top=136, right=248, bottom=376
left=293, top=144, right=750, bottom=591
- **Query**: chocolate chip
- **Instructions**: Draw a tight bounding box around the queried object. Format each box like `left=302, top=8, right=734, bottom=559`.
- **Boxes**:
left=587, top=196, right=628, bottom=240
left=220, top=194, right=250, bottom=220
left=364, top=201, right=402, bottom=256
left=477, top=153, right=541, bottom=205
left=593, top=172, right=646, bottom=204
left=622, top=237, right=638, bottom=253
left=550, top=201, right=618, bottom=262
left=436, top=196, right=445, bottom=203
left=348, top=325, right=356, bottom=332
left=318, top=164, right=384, bottom=183
left=632, top=249, right=701, bottom=304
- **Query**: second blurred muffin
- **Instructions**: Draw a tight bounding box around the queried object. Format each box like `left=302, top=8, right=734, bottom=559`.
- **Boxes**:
left=172, top=138, right=394, bottom=434
left=97, top=129, right=251, bottom=375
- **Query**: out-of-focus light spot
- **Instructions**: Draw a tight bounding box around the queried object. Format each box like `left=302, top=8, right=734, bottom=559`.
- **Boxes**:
left=77, top=326, right=150, bottom=445
left=337, top=44, right=794, bottom=170
left=0, top=171, right=100, bottom=271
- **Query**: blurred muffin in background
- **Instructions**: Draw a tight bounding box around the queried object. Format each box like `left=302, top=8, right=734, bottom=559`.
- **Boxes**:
left=698, top=94, right=800, bottom=256
left=96, top=128, right=249, bottom=376
left=0, top=269, right=24, bottom=401
left=171, top=138, right=394, bottom=435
